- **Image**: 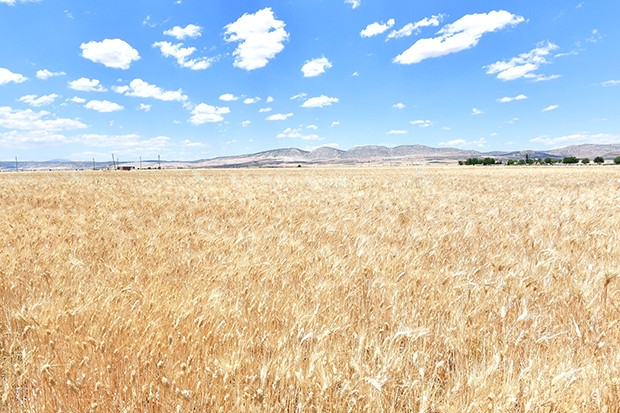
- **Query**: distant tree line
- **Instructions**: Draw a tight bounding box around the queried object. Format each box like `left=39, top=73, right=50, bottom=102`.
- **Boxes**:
left=460, top=155, right=620, bottom=165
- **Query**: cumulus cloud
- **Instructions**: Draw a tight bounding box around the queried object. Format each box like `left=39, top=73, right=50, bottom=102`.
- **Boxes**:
left=530, top=133, right=620, bottom=147
left=387, top=130, right=408, bottom=135
left=472, top=108, right=484, bottom=115
left=410, top=119, right=432, bottom=127
left=219, top=93, right=239, bottom=102
left=301, top=57, right=333, bottom=77
left=241, top=120, right=251, bottom=127
left=266, top=96, right=274, bottom=103
left=0, top=68, right=27, bottom=85
left=345, top=0, right=360, bottom=9
left=497, top=94, right=527, bottom=103
left=68, top=77, right=107, bottom=92
left=189, top=103, right=230, bottom=125
left=163, top=24, right=202, bottom=40
left=244, top=97, right=261, bottom=104
left=439, top=137, right=487, bottom=148
left=259, top=107, right=272, bottom=113
left=392, top=103, right=406, bottom=109
left=18, top=94, right=58, bottom=107
left=80, top=38, right=140, bottom=69
left=36, top=69, right=65, bottom=80
left=224, top=8, right=289, bottom=70
left=69, top=97, right=86, bottom=104
left=266, top=113, right=293, bottom=121
left=387, top=15, right=444, bottom=40
left=601, top=80, right=620, bottom=87
left=84, top=100, right=124, bottom=113
left=138, top=103, right=151, bottom=112
left=360, top=19, right=395, bottom=38
left=152, top=41, right=213, bottom=70
left=301, top=95, right=339, bottom=108
left=0, top=106, right=86, bottom=132
left=277, top=127, right=323, bottom=140
left=542, top=104, right=559, bottom=112
left=79, top=133, right=170, bottom=149
left=485, top=42, right=560, bottom=81
left=394, top=11, right=524, bottom=64
left=113, top=79, right=187, bottom=101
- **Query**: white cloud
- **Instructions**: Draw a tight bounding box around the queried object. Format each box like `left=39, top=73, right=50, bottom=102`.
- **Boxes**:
left=394, top=11, right=524, bottom=64
left=530, top=133, right=620, bottom=147
left=163, top=24, right=202, bottom=40
left=301, top=57, right=333, bottom=77
left=290, top=93, right=307, bottom=101
left=301, top=95, right=339, bottom=108
left=360, top=19, right=395, bottom=38
left=472, top=108, right=484, bottom=115
left=331, top=121, right=340, bottom=127
left=601, top=80, right=620, bottom=87
left=244, top=97, right=261, bottom=104
left=393, top=103, right=406, bottom=109
left=241, top=120, right=251, bottom=127
left=277, top=127, right=323, bottom=140
left=266, top=113, right=293, bottom=121
left=542, top=104, right=559, bottom=112
left=266, top=96, right=274, bottom=103
left=485, top=42, right=560, bottom=81
left=497, top=94, right=527, bottom=103
left=153, top=41, right=213, bottom=70
left=410, top=119, right=432, bottom=127
left=84, top=100, right=124, bottom=113
left=0, top=68, right=27, bottom=85
left=189, top=103, right=230, bottom=125
left=387, top=15, right=444, bottom=40
left=113, top=79, right=187, bottom=101
left=138, top=103, right=151, bottom=112
left=224, top=7, right=289, bottom=70
left=0, top=0, right=40, bottom=5
left=219, top=93, right=239, bottom=102
left=387, top=129, right=408, bottom=135
left=0, top=106, right=86, bottom=132
left=345, top=0, right=360, bottom=9
left=69, top=97, right=86, bottom=104
left=307, top=124, right=318, bottom=130
left=439, top=137, right=487, bottom=148
left=79, top=134, right=170, bottom=149
left=68, top=77, right=107, bottom=92
left=36, top=69, right=65, bottom=80
left=352, top=71, right=359, bottom=77
left=80, top=38, right=140, bottom=69
left=259, top=107, right=272, bottom=113
left=18, top=94, right=58, bottom=107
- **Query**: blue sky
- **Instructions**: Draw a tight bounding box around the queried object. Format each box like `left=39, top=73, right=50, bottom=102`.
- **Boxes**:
left=1, top=0, right=618, bottom=161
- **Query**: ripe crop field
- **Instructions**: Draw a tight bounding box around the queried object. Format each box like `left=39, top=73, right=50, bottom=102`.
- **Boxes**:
left=1, top=167, right=620, bottom=412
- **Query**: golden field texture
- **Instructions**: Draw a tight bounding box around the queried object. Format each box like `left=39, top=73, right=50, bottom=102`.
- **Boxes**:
left=1, top=167, right=620, bottom=412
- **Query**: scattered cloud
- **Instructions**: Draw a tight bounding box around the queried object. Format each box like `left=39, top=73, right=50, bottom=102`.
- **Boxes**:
left=394, top=11, right=524, bottom=64
left=600, top=80, right=620, bottom=87
left=301, top=57, right=332, bottom=77
left=36, top=69, right=65, bottom=80
left=138, top=103, right=151, bottom=112
left=360, top=19, right=395, bottom=38
left=219, top=93, right=239, bottom=102
left=241, top=120, right=251, bottom=127
left=18, top=94, right=58, bottom=107
left=472, top=108, right=484, bottom=115
left=84, top=100, right=124, bottom=113
left=331, top=121, right=340, bottom=127
left=352, top=71, right=359, bottom=77
left=0, top=68, right=27, bottom=85
left=345, top=0, right=360, bottom=9
left=307, top=124, right=318, bottom=130
left=266, top=96, right=274, bottom=103
left=531, top=133, right=620, bottom=147
left=497, top=94, right=527, bottom=103
left=224, top=7, right=289, bottom=70
left=393, top=103, right=406, bottom=109
left=244, top=97, right=261, bottom=104
left=266, top=113, right=293, bottom=121
left=387, top=15, right=444, bottom=40
left=80, top=38, right=140, bottom=69
left=301, top=95, right=339, bottom=108
left=68, top=77, right=107, bottom=92
left=387, top=129, right=407, bottom=135
left=163, top=24, right=202, bottom=40
left=277, top=127, right=323, bottom=140
left=189, top=103, right=230, bottom=125
left=542, top=104, right=559, bottom=112
left=290, top=93, right=307, bottom=101
left=113, top=79, right=187, bottom=101
left=69, top=97, right=86, bottom=104
left=485, top=41, right=560, bottom=81
left=410, top=119, right=432, bottom=127
left=259, top=107, right=272, bottom=113
left=79, top=134, right=170, bottom=149
left=439, top=137, right=488, bottom=148
left=153, top=41, right=213, bottom=70
left=0, top=106, right=86, bottom=132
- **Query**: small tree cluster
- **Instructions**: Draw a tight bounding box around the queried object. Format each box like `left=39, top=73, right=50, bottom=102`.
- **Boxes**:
left=562, top=156, right=579, bottom=164
left=459, top=157, right=499, bottom=165
left=615, top=156, right=620, bottom=164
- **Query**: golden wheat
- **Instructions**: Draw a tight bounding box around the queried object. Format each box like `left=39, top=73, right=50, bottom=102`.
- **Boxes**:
left=1, top=166, right=619, bottom=412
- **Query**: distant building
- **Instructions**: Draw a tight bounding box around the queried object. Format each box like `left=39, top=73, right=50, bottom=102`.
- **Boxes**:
left=119, top=166, right=135, bottom=171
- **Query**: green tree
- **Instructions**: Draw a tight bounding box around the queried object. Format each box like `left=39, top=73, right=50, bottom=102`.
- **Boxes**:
left=507, top=159, right=516, bottom=165
left=581, top=158, right=590, bottom=164
left=544, top=157, right=554, bottom=164
left=518, top=159, right=526, bottom=165
left=562, top=156, right=579, bottom=164
left=594, top=156, right=605, bottom=164
left=614, top=156, right=620, bottom=165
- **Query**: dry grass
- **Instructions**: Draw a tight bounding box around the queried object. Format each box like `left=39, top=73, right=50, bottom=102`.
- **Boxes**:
left=1, top=166, right=620, bottom=412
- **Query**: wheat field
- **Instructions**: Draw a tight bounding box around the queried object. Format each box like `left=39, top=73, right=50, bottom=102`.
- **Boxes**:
left=1, top=166, right=619, bottom=412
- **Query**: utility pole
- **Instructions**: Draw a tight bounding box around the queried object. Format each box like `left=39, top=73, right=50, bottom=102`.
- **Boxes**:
left=111, top=153, right=116, bottom=170
left=15, top=156, right=18, bottom=172
left=158, top=155, right=161, bottom=170
left=140, top=156, right=142, bottom=170
left=93, top=158, right=96, bottom=170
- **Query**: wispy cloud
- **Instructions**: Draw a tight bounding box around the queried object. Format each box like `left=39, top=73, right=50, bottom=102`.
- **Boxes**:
left=542, top=104, right=559, bottom=112
left=472, top=108, right=484, bottom=116
left=439, top=137, right=487, bottom=148
left=410, top=120, right=432, bottom=127
left=497, top=94, right=527, bottom=103
left=361, top=19, right=395, bottom=38
left=485, top=41, right=560, bottom=81
left=266, top=113, right=293, bottom=121
left=301, top=95, right=339, bottom=108
left=531, top=132, right=620, bottom=146
left=387, top=15, right=444, bottom=40
left=387, top=129, right=407, bottom=135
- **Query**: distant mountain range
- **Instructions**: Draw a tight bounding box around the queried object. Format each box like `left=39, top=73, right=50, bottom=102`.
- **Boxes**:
left=3, top=143, right=620, bottom=171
